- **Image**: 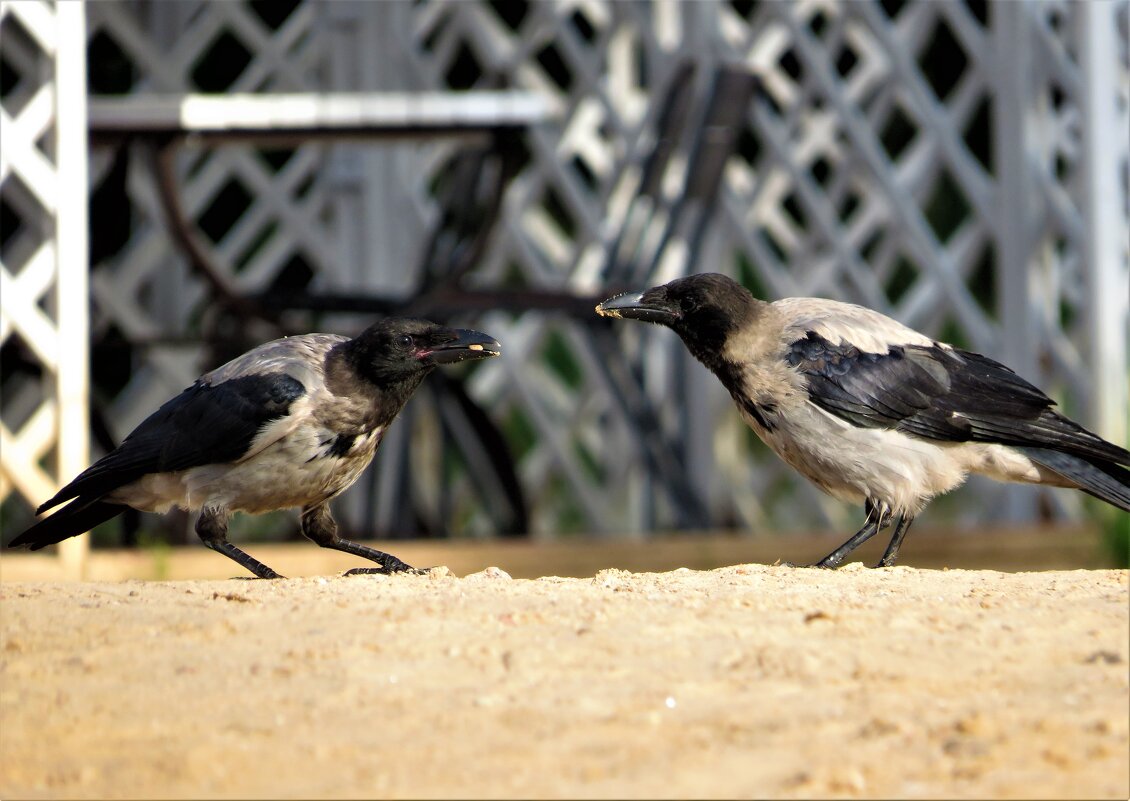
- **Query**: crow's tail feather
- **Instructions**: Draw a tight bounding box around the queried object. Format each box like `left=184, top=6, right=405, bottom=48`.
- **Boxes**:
left=7, top=500, right=124, bottom=551
left=1020, top=447, right=1130, bottom=512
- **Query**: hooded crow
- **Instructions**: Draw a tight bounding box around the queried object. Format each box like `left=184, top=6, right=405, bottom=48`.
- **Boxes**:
left=597, top=272, right=1129, bottom=568
left=8, top=318, right=501, bottom=579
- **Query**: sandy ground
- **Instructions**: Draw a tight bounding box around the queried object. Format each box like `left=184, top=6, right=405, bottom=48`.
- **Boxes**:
left=1, top=564, right=1127, bottom=799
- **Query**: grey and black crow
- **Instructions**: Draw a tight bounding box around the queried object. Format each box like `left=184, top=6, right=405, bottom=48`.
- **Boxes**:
left=597, top=272, right=1129, bottom=568
left=8, top=318, right=501, bottom=579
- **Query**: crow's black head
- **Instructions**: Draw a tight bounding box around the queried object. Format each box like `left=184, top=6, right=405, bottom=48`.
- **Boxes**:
left=596, top=273, right=763, bottom=367
left=338, top=318, right=501, bottom=390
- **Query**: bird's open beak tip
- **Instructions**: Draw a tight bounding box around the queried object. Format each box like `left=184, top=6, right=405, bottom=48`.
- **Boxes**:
left=595, top=291, right=649, bottom=320
left=424, top=330, right=501, bottom=364
left=595, top=291, right=678, bottom=325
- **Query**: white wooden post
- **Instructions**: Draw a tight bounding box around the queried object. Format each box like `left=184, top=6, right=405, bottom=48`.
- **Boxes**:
left=1081, top=1, right=1130, bottom=450
left=54, top=1, right=90, bottom=578
left=0, top=1, right=89, bottom=578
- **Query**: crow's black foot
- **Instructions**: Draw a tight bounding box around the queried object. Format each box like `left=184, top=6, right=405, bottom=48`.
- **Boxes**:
left=813, top=559, right=844, bottom=569
left=343, top=566, right=429, bottom=577
left=230, top=570, right=286, bottom=580
left=781, top=560, right=837, bottom=569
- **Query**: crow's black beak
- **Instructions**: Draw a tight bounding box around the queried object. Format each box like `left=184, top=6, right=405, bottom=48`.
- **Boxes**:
left=420, top=328, right=501, bottom=365
left=595, top=291, right=681, bottom=325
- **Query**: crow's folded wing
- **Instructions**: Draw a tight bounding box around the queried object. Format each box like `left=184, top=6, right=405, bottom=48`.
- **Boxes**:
left=38, top=373, right=307, bottom=513
left=786, top=331, right=1128, bottom=465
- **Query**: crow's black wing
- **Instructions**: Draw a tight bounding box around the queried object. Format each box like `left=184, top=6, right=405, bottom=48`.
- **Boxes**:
left=786, top=331, right=1129, bottom=465
left=38, top=373, right=306, bottom=513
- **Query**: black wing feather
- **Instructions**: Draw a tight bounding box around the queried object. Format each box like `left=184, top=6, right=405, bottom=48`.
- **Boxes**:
left=1017, top=448, right=1130, bottom=511
left=37, top=373, right=306, bottom=513
left=787, top=332, right=1129, bottom=466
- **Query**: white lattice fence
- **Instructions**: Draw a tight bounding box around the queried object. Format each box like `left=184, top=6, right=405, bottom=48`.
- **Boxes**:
left=2, top=0, right=1125, bottom=550
left=83, top=0, right=334, bottom=416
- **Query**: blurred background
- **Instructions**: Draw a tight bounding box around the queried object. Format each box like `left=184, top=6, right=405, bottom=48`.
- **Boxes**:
left=1, top=0, right=1127, bottom=577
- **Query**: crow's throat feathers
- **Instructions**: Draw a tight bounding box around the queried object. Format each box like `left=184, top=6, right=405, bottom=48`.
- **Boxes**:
left=322, top=340, right=419, bottom=436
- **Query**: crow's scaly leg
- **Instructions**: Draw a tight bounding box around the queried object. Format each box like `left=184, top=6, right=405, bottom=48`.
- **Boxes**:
left=196, top=507, right=284, bottom=579
left=300, top=503, right=418, bottom=575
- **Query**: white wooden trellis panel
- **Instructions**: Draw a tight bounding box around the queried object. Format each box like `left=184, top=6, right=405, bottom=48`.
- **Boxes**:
left=0, top=0, right=89, bottom=575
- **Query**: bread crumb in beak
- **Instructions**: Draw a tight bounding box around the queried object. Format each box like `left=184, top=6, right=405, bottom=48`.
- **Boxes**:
left=468, top=344, right=483, bottom=351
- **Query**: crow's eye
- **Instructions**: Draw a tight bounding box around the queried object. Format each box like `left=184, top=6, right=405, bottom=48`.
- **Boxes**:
left=679, top=295, right=696, bottom=314
left=397, top=335, right=414, bottom=349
